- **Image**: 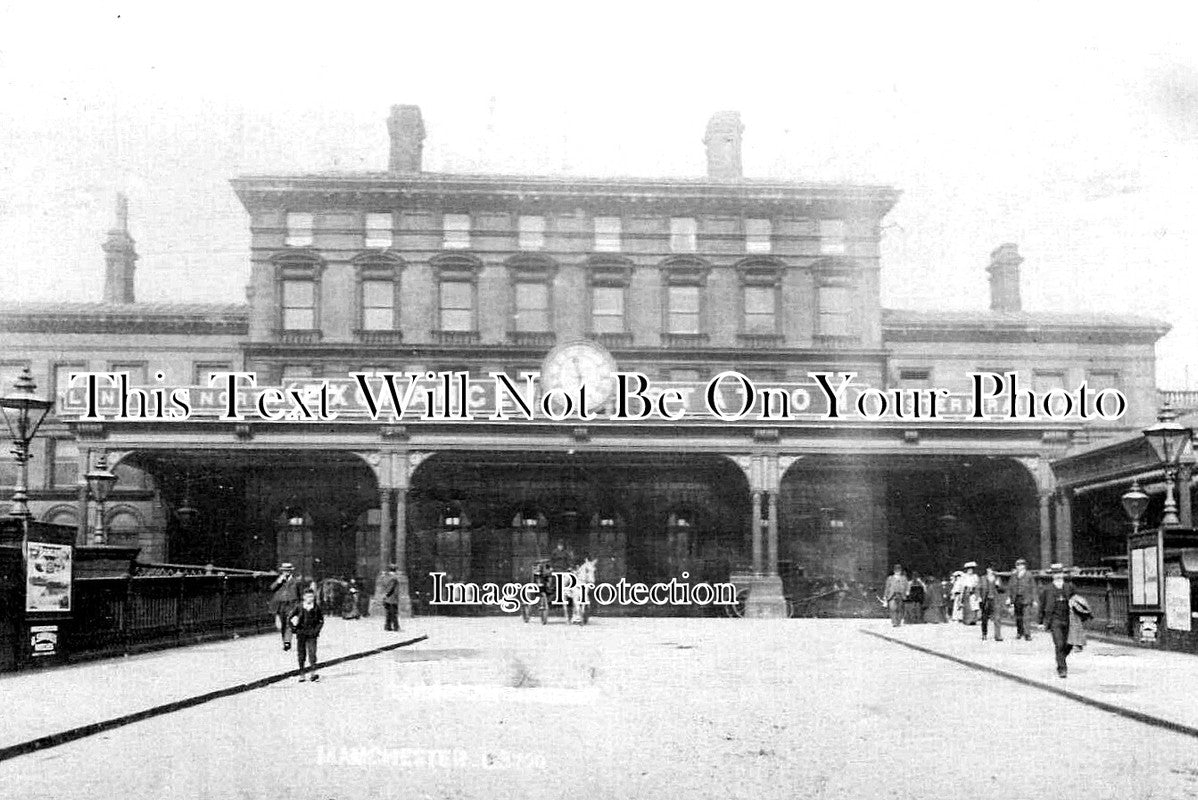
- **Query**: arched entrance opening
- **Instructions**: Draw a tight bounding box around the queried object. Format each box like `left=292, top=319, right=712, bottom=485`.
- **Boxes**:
left=407, top=451, right=751, bottom=613
left=780, top=455, right=1039, bottom=587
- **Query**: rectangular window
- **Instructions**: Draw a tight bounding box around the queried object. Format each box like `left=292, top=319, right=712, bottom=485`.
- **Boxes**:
left=667, top=285, right=701, bottom=334
left=742, top=286, right=777, bottom=334
left=361, top=279, right=395, bottom=330
left=590, top=286, right=625, bottom=334
left=518, top=215, right=546, bottom=251
left=819, top=219, right=847, bottom=255
left=51, top=439, right=79, bottom=488
left=668, top=368, right=703, bottom=382
left=514, top=282, right=550, bottom=332
left=280, top=365, right=315, bottom=381
left=1087, top=370, right=1121, bottom=418
left=193, top=362, right=232, bottom=386
left=898, top=369, right=933, bottom=393
left=281, top=280, right=316, bottom=330
left=670, top=217, right=698, bottom=253
left=745, top=219, right=772, bottom=254
left=54, top=363, right=87, bottom=410
left=439, top=280, right=475, bottom=332
left=594, top=217, right=621, bottom=252
left=108, top=362, right=148, bottom=385
left=365, top=212, right=393, bottom=249
left=285, top=212, right=314, bottom=247
left=1033, top=371, right=1066, bottom=393
left=443, top=213, right=471, bottom=250
left=817, top=286, right=852, bottom=336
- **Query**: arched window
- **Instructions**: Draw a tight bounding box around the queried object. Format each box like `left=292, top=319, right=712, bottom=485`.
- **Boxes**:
left=106, top=507, right=143, bottom=547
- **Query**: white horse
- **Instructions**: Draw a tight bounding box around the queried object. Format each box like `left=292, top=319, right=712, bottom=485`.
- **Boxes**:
left=569, top=558, right=597, bottom=624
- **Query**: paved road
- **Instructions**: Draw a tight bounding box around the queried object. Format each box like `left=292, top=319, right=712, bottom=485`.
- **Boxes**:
left=4, top=618, right=1198, bottom=799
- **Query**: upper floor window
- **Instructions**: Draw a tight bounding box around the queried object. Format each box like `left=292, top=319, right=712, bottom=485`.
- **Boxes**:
left=285, top=212, right=314, bottom=247
left=50, top=439, right=79, bottom=488
left=513, top=281, right=550, bottom=332
left=364, top=212, right=393, bottom=249
left=670, top=217, right=698, bottom=253
left=594, top=217, right=621, bottom=252
left=280, top=365, right=315, bottom=381
left=817, top=285, right=853, bottom=336
left=281, top=279, right=316, bottom=330
left=742, top=286, right=778, bottom=335
left=898, top=368, right=932, bottom=390
left=443, top=214, right=471, bottom=249
left=108, top=362, right=148, bottom=385
left=193, top=362, right=232, bottom=386
left=668, top=368, right=703, bottom=382
left=361, top=279, right=396, bottom=330
left=745, top=219, right=772, bottom=254
left=518, top=216, right=546, bottom=251
left=591, top=286, right=625, bottom=334
left=439, top=280, right=475, bottom=332
left=819, top=219, right=847, bottom=255
left=666, top=285, right=701, bottom=334
left=54, top=362, right=86, bottom=411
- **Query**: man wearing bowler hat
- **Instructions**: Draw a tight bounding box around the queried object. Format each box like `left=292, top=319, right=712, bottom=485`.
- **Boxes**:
left=269, top=562, right=301, bottom=651
left=1038, top=563, right=1089, bottom=678
left=1008, top=558, right=1037, bottom=640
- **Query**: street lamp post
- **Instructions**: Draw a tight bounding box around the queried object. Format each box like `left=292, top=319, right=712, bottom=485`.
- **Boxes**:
left=84, top=454, right=118, bottom=545
left=0, top=367, right=54, bottom=524
left=1142, top=402, right=1194, bottom=530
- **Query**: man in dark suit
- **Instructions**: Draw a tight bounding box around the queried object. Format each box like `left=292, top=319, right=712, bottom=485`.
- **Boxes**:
left=1008, top=558, right=1037, bottom=640
left=382, top=564, right=401, bottom=632
left=269, top=562, right=301, bottom=651
left=1037, top=563, right=1077, bottom=678
left=977, top=566, right=1006, bottom=641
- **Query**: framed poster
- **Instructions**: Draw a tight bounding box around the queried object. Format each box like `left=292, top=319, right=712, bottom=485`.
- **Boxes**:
left=1165, top=576, right=1192, bottom=632
left=1128, top=529, right=1165, bottom=612
left=25, top=541, right=72, bottom=613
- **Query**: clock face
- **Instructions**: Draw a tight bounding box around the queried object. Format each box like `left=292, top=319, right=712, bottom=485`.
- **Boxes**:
left=540, top=341, right=617, bottom=409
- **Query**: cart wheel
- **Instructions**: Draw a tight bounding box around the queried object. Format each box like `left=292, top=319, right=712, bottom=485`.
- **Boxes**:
left=725, top=589, right=747, bottom=618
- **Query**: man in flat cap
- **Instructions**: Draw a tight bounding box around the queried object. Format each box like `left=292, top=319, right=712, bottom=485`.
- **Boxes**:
left=1008, top=558, right=1036, bottom=641
left=269, top=562, right=301, bottom=651
left=381, top=563, right=402, bottom=632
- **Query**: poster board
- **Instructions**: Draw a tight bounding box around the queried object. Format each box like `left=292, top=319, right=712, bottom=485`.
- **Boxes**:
left=1128, top=529, right=1165, bottom=612
left=1165, top=575, right=1192, bottom=632
left=25, top=541, right=73, bottom=613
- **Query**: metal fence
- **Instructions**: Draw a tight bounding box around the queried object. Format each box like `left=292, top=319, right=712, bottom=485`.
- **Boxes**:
left=66, top=573, right=277, bottom=662
left=997, top=572, right=1130, bottom=636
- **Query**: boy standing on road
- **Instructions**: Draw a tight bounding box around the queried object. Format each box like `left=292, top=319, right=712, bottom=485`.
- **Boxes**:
left=290, top=588, right=325, bottom=682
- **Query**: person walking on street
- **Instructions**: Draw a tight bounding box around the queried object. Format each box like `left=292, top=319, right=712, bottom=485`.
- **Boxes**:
left=977, top=566, right=1006, bottom=641
left=905, top=571, right=927, bottom=624
left=382, top=563, right=401, bottom=631
left=1038, top=564, right=1090, bottom=678
left=883, top=564, right=910, bottom=627
left=955, top=562, right=980, bottom=625
left=924, top=575, right=946, bottom=623
left=1008, top=558, right=1037, bottom=641
left=290, top=588, right=325, bottom=682
left=269, top=562, right=301, bottom=652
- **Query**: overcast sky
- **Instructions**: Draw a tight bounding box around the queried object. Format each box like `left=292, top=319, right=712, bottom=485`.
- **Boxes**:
left=2, top=3, right=1196, bottom=387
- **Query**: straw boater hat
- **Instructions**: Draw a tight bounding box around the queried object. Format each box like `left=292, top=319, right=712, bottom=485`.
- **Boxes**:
left=1049, top=562, right=1065, bottom=574
left=1015, top=558, right=1027, bottom=566
left=279, top=562, right=294, bottom=572
left=1069, top=595, right=1091, bottom=616
left=963, top=561, right=977, bottom=569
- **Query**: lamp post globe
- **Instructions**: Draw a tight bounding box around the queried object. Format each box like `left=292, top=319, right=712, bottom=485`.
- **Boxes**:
left=0, top=367, right=54, bottom=521
left=1142, top=402, right=1193, bottom=529
left=1121, top=480, right=1150, bottom=537
left=85, top=454, right=118, bottom=544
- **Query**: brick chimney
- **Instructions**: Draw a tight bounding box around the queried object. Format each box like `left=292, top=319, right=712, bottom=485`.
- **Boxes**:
left=387, top=105, right=425, bottom=173
left=101, top=193, right=137, bottom=304
left=987, top=243, right=1023, bottom=313
left=703, top=111, right=744, bottom=179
